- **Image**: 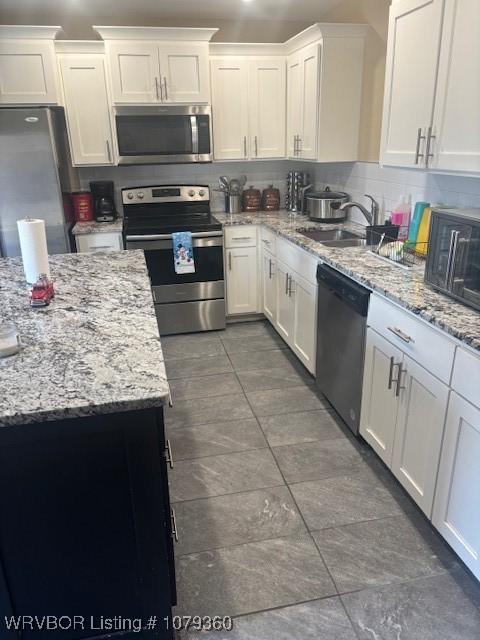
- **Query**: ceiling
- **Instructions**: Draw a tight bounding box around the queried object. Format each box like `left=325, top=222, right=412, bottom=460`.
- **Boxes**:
left=0, top=0, right=346, bottom=23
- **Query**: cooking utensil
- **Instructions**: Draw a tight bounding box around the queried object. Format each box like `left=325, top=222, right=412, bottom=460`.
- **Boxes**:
left=305, top=186, right=349, bottom=221
left=219, top=176, right=229, bottom=192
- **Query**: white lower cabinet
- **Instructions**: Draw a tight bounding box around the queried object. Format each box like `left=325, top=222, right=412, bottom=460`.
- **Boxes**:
left=360, top=327, right=448, bottom=517
left=360, top=328, right=403, bottom=467
left=291, top=272, right=317, bottom=373
left=262, top=249, right=277, bottom=323
left=75, top=232, right=123, bottom=253
left=433, top=392, right=480, bottom=581
left=392, top=355, right=449, bottom=516
left=275, top=260, right=294, bottom=343
left=226, top=246, right=258, bottom=315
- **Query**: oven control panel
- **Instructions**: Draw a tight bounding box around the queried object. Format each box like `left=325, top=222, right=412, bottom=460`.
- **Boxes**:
left=122, top=185, right=210, bottom=205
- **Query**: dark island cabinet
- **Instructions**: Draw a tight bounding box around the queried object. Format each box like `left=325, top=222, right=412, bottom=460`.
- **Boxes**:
left=0, top=407, right=176, bottom=639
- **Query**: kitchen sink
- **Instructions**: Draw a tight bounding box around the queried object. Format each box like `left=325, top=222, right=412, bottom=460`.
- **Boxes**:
left=298, top=228, right=366, bottom=247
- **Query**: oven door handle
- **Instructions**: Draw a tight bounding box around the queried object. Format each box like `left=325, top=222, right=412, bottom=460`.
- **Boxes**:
left=126, top=231, right=223, bottom=241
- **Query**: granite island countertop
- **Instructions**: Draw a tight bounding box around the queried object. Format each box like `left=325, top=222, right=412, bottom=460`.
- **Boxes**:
left=217, top=210, right=480, bottom=352
left=0, top=250, right=168, bottom=428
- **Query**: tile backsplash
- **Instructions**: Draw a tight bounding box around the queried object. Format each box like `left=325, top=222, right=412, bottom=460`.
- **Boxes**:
left=79, top=160, right=480, bottom=223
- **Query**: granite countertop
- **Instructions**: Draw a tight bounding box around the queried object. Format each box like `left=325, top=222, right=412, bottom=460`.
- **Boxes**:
left=0, top=251, right=168, bottom=428
left=72, top=219, right=124, bottom=235
left=217, top=210, right=480, bottom=352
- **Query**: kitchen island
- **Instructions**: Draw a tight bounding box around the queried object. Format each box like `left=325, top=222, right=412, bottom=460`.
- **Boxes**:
left=0, top=251, right=175, bottom=639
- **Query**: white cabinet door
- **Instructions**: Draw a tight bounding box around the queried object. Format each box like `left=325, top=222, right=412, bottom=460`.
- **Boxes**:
left=211, top=58, right=249, bottom=160
left=275, top=260, right=295, bottom=344
left=291, top=272, right=317, bottom=375
left=249, top=58, right=286, bottom=159
left=360, top=329, right=403, bottom=467
left=431, top=0, right=480, bottom=173
left=299, top=43, right=319, bottom=161
left=262, top=250, right=277, bottom=324
left=59, top=55, right=114, bottom=166
left=433, top=392, right=480, bottom=581
left=0, top=41, right=58, bottom=104
left=159, top=43, right=210, bottom=104
left=380, top=0, right=444, bottom=167
left=107, top=42, right=159, bottom=103
left=286, top=52, right=302, bottom=158
left=226, top=247, right=258, bottom=315
left=392, top=355, right=449, bottom=517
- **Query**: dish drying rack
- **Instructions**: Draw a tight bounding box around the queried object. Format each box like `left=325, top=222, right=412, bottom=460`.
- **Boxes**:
left=368, top=227, right=428, bottom=269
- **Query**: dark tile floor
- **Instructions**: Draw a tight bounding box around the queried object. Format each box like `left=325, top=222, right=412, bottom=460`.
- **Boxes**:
left=163, top=320, right=480, bottom=640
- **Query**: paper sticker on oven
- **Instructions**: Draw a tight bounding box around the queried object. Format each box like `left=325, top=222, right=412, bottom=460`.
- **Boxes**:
left=172, top=231, right=195, bottom=275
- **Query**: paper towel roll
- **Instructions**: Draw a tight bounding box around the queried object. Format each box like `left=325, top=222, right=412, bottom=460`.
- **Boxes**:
left=17, top=218, right=50, bottom=284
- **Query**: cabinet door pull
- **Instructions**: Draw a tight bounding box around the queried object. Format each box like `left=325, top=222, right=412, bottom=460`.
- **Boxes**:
left=165, top=439, right=174, bottom=469
left=414, top=127, right=426, bottom=164
left=155, top=77, right=160, bottom=101
left=387, top=326, right=414, bottom=344
left=425, top=126, right=436, bottom=166
left=269, top=258, right=273, bottom=279
left=163, top=77, right=168, bottom=101
left=106, top=139, right=112, bottom=162
left=388, top=356, right=395, bottom=390
left=255, top=135, right=258, bottom=157
left=395, top=366, right=407, bottom=397
left=171, top=508, right=179, bottom=542
left=228, top=251, right=232, bottom=271
left=243, top=136, right=247, bottom=158
left=285, top=272, right=289, bottom=294
left=293, top=135, right=297, bottom=156
left=288, top=275, right=294, bottom=297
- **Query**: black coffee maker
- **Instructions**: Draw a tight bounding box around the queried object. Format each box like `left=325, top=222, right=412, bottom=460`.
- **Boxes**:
left=90, top=181, right=118, bottom=223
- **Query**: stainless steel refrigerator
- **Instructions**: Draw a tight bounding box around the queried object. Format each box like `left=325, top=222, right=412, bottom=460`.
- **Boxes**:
left=0, top=107, right=79, bottom=257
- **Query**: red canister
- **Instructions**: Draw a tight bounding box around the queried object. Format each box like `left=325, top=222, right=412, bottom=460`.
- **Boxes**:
left=72, top=191, right=94, bottom=222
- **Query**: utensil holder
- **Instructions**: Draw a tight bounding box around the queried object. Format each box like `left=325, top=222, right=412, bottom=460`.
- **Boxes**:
left=225, top=194, right=242, bottom=214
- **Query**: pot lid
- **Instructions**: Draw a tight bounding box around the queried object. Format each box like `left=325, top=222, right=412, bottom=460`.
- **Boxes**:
left=307, top=186, right=348, bottom=200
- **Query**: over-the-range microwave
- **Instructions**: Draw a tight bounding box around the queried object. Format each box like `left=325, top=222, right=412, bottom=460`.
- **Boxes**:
left=425, top=208, right=480, bottom=311
left=114, top=105, right=212, bottom=165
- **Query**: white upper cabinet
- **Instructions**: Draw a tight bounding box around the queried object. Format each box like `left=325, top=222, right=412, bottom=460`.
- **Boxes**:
left=107, top=42, right=159, bottom=103
left=0, top=26, right=61, bottom=104
left=381, top=0, right=480, bottom=174
left=96, top=27, right=217, bottom=105
left=59, top=54, right=115, bottom=166
left=160, top=43, right=210, bottom=104
left=430, top=0, right=480, bottom=173
left=380, top=0, right=444, bottom=168
left=249, top=58, right=286, bottom=159
left=210, top=58, right=249, bottom=160
left=210, top=55, right=286, bottom=160
left=286, top=24, right=367, bottom=162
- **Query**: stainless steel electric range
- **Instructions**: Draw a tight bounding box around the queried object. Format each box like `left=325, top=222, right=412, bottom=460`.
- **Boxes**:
left=123, top=185, right=225, bottom=335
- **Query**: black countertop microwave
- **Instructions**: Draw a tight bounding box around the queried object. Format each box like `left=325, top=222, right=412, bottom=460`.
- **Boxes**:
left=114, top=105, right=212, bottom=165
left=425, top=208, right=480, bottom=311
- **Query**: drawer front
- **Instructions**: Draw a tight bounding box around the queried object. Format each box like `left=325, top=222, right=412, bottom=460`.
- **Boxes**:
left=225, top=225, right=257, bottom=248
left=452, top=347, right=480, bottom=408
left=277, top=236, right=317, bottom=284
left=260, top=227, right=276, bottom=254
left=368, top=294, right=455, bottom=384
left=76, top=232, right=123, bottom=253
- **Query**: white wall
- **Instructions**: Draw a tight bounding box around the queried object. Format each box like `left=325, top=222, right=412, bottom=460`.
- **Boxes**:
left=304, top=162, right=480, bottom=225
left=79, top=161, right=289, bottom=215
left=80, top=159, right=480, bottom=223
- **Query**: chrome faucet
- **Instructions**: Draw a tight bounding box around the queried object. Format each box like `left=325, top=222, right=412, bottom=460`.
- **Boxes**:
left=339, top=194, right=379, bottom=226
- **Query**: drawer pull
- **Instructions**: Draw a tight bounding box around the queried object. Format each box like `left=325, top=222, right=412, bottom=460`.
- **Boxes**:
left=171, top=508, right=179, bottom=542
left=232, top=236, right=253, bottom=241
left=388, top=326, right=414, bottom=344
left=165, top=439, right=174, bottom=469
left=262, top=239, right=271, bottom=246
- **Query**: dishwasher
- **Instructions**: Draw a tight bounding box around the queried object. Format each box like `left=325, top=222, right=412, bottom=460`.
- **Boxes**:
left=316, top=262, right=370, bottom=435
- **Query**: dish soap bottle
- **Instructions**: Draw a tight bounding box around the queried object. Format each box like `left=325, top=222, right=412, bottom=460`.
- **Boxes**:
left=390, top=196, right=411, bottom=240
